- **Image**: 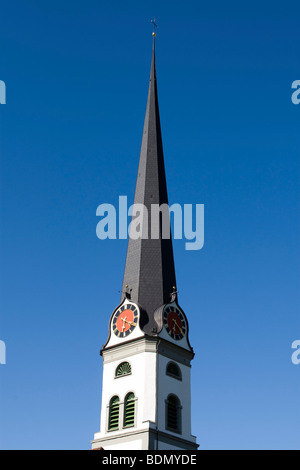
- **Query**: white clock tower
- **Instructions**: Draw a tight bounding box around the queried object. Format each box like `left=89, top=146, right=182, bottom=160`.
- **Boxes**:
left=92, top=35, right=198, bottom=451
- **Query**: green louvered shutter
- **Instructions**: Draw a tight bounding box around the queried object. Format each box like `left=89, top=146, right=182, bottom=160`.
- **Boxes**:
left=124, top=393, right=135, bottom=427
left=108, top=396, right=120, bottom=430
left=115, top=362, right=131, bottom=377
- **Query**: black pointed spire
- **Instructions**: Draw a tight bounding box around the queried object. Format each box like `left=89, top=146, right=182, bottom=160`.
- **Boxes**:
left=121, top=36, right=177, bottom=334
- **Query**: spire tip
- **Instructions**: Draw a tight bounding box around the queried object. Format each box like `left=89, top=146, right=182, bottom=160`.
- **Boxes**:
left=151, top=18, right=158, bottom=37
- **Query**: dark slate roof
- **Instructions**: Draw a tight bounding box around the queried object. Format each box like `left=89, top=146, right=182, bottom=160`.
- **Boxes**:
left=121, top=38, right=177, bottom=335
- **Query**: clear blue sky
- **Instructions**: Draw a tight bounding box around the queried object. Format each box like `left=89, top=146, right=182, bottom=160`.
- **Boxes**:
left=0, top=0, right=299, bottom=450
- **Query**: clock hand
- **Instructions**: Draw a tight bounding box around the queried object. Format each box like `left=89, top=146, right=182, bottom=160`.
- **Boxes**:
left=121, top=316, right=127, bottom=331
left=121, top=317, right=137, bottom=327
left=172, top=318, right=184, bottom=336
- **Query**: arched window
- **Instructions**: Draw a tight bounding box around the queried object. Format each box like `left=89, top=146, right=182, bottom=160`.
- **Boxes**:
left=166, top=394, right=181, bottom=434
left=115, top=361, right=132, bottom=378
left=166, top=362, right=182, bottom=380
left=108, top=396, right=120, bottom=430
left=123, top=392, right=136, bottom=428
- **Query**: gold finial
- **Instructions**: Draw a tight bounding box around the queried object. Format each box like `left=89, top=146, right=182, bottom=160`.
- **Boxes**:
left=151, top=18, right=158, bottom=37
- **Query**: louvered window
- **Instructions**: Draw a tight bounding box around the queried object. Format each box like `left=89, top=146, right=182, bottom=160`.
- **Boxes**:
left=108, top=396, right=120, bottom=430
left=115, top=362, right=132, bottom=378
left=123, top=392, right=135, bottom=428
left=166, top=362, right=182, bottom=380
left=166, top=394, right=181, bottom=433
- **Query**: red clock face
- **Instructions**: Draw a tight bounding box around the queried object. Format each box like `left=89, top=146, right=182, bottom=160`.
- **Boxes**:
left=113, top=304, right=138, bottom=338
left=163, top=307, right=186, bottom=340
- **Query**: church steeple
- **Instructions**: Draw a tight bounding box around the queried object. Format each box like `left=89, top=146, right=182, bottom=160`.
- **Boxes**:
left=121, top=36, right=176, bottom=332
left=92, top=32, right=198, bottom=451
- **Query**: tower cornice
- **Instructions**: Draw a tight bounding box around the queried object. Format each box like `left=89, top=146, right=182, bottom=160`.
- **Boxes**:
left=101, top=336, right=194, bottom=364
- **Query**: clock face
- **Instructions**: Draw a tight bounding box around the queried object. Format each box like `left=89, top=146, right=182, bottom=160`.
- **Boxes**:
left=112, top=304, right=138, bottom=338
left=163, top=306, right=186, bottom=340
